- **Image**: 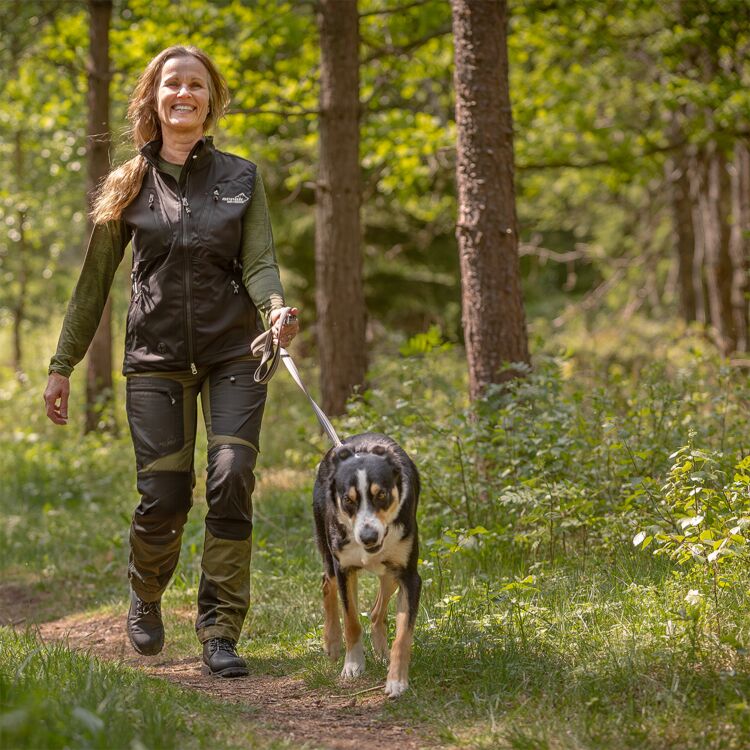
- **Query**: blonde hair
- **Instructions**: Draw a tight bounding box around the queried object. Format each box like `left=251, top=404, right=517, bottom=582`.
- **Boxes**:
left=91, top=46, right=230, bottom=224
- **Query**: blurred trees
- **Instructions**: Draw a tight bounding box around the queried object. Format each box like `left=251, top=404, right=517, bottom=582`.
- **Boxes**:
left=1, top=0, right=748, bottom=399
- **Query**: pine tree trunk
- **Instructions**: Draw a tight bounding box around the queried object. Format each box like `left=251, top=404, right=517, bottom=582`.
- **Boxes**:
left=85, top=0, right=114, bottom=433
left=451, top=0, right=530, bottom=401
left=315, top=0, right=366, bottom=416
left=665, top=139, right=698, bottom=323
left=730, top=142, right=749, bottom=352
left=696, top=146, right=736, bottom=355
left=12, top=131, right=29, bottom=381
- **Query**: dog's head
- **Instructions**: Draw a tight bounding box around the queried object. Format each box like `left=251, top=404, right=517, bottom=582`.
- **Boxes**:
left=331, top=444, right=404, bottom=553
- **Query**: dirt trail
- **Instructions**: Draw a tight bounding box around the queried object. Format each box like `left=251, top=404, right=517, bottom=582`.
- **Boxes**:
left=29, top=609, right=430, bottom=750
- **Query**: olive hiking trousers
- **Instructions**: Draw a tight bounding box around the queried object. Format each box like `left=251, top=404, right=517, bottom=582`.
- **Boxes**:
left=125, top=357, right=266, bottom=644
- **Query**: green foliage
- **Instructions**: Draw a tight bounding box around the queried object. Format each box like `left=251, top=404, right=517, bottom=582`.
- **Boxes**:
left=0, top=629, right=261, bottom=750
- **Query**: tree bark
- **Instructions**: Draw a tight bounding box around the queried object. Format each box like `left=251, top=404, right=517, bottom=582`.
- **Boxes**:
left=315, top=0, right=366, bottom=416
left=695, top=145, right=737, bottom=355
left=12, top=131, right=29, bottom=382
left=665, top=136, right=698, bottom=323
left=730, top=142, right=749, bottom=352
left=451, top=0, right=530, bottom=401
left=85, top=0, right=114, bottom=433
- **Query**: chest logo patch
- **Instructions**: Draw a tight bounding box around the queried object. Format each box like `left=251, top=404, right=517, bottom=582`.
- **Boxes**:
left=221, top=192, right=250, bottom=204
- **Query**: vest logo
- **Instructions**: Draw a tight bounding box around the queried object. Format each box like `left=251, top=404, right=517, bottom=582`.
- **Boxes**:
left=221, top=192, right=250, bottom=204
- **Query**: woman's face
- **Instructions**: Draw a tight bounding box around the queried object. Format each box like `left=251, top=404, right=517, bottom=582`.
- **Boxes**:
left=156, top=55, right=210, bottom=138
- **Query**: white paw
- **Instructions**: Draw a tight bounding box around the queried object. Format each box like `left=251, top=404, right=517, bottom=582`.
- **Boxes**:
left=341, top=642, right=365, bottom=678
left=384, top=679, right=408, bottom=698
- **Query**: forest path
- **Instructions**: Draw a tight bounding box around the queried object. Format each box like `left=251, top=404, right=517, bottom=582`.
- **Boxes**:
left=7, top=599, right=430, bottom=750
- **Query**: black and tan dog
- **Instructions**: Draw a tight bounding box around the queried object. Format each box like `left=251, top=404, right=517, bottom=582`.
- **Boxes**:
left=313, top=432, right=421, bottom=698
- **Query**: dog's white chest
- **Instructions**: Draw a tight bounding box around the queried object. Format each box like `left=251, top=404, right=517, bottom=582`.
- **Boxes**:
left=336, top=525, right=410, bottom=574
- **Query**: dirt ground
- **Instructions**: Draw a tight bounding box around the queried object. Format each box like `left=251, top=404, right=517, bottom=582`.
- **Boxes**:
left=13, top=602, right=432, bottom=750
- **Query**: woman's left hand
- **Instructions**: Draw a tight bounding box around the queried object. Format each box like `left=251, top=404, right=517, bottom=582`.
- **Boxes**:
left=270, top=306, right=300, bottom=348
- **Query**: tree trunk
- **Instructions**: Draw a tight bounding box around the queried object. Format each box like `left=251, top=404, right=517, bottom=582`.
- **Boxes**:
left=696, top=145, right=736, bottom=355
left=85, top=0, right=114, bottom=433
left=12, top=131, right=29, bottom=382
left=451, top=0, right=530, bottom=401
left=730, top=142, right=749, bottom=352
left=665, top=139, right=698, bottom=323
left=315, top=0, right=366, bottom=416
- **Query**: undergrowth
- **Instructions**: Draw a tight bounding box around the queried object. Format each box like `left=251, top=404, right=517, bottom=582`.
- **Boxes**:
left=1, top=324, right=750, bottom=748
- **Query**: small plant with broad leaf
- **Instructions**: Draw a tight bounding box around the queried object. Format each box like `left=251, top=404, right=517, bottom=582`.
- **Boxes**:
left=633, top=444, right=750, bottom=635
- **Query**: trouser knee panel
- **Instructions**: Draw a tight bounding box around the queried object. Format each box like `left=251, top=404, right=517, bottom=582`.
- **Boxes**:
left=205, top=444, right=256, bottom=540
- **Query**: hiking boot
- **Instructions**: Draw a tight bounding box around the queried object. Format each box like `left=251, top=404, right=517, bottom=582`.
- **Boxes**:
left=202, top=637, right=248, bottom=677
left=127, top=589, right=164, bottom=656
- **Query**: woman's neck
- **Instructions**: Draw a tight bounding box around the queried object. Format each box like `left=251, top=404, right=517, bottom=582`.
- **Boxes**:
left=159, top=130, right=203, bottom=165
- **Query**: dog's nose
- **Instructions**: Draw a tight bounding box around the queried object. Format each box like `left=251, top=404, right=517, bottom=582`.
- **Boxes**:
left=359, top=526, right=379, bottom=547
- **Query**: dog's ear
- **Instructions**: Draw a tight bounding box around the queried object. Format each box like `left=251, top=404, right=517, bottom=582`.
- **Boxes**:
left=332, top=446, right=353, bottom=464
left=370, top=445, right=387, bottom=456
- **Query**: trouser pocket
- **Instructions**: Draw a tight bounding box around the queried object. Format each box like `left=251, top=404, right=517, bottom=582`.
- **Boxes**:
left=206, top=360, right=267, bottom=449
left=126, top=376, right=185, bottom=470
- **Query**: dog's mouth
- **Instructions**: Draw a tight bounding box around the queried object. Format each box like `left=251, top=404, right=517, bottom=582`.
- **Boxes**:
left=363, top=526, right=389, bottom=554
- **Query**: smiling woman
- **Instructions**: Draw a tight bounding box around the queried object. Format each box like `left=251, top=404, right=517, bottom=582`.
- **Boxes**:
left=156, top=57, right=211, bottom=159
left=42, top=45, right=299, bottom=679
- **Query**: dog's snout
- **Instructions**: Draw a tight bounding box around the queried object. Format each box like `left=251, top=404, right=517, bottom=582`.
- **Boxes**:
left=359, top=526, right=379, bottom=546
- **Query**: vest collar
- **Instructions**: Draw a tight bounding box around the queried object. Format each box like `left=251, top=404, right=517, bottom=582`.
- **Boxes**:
left=140, top=136, right=215, bottom=172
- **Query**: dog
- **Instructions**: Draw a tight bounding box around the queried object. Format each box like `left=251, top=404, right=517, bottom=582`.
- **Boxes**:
left=313, top=432, right=421, bottom=698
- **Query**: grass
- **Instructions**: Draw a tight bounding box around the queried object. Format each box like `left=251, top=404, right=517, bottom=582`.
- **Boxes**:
left=2, top=324, right=750, bottom=748
left=0, top=628, right=283, bottom=750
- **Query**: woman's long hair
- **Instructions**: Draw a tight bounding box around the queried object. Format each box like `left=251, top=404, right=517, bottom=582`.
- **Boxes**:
left=91, top=46, right=230, bottom=224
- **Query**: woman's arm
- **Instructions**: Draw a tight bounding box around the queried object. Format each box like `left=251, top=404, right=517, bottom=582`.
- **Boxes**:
left=44, top=220, right=129, bottom=425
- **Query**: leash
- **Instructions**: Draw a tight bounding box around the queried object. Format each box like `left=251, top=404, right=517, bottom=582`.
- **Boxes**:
left=251, top=307, right=343, bottom=448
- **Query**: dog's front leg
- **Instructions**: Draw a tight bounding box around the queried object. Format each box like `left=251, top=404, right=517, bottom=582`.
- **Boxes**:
left=385, top=570, right=421, bottom=698
left=336, top=567, right=365, bottom=678
left=322, top=573, right=342, bottom=659
left=370, top=572, right=398, bottom=661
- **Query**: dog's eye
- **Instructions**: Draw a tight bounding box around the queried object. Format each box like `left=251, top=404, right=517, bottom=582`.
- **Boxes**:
left=376, top=490, right=388, bottom=502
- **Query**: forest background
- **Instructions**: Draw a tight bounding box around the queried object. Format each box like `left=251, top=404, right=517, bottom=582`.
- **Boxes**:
left=1, top=1, right=750, bottom=749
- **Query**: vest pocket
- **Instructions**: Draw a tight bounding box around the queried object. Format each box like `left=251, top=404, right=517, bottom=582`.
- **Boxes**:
left=126, top=377, right=184, bottom=469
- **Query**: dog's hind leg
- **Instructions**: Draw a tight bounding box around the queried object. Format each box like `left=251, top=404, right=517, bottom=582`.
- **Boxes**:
left=322, top=573, right=342, bottom=659
left=370, top=572, right=398, bottom=662
left=337, top=568, right=365, bottom=678
left=385, top=570, right=422, bottom=698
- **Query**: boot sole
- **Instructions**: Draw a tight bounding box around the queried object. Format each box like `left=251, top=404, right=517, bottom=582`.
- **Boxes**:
left=201, top=663, right=249, bottom=678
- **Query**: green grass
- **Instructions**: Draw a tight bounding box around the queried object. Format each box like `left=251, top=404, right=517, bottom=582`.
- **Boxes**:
left=0, top=628, right=281, bottom=750
left=3, top=324, right=750, bottom=748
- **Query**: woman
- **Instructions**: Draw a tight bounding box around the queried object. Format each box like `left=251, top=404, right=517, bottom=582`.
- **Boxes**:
left=43, top=46, right=299, bottom=678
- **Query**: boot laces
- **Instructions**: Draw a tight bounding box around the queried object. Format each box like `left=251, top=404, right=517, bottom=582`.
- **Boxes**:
left=210, top=637, right=237, bottom=656
left=136, top=599, right=161, bottom=617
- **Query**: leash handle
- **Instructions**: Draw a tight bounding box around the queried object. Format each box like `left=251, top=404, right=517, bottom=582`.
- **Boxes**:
left=250, top=307, right=343, bottom=447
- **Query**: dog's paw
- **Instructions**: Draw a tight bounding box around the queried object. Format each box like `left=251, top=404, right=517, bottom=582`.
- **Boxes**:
left=341, top=642, right=365, bottom=678
left=371, top=629, right=389, bottom=662
left=384, top=679, right=409, bottom=698
left=324, top=638, right=342, bottom=660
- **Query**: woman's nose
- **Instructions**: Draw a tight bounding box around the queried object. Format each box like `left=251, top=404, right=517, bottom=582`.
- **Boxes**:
left=177, top=84, right=190, bottom=96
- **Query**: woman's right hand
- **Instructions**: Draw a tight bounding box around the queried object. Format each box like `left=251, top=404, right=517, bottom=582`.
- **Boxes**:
left=44, top=373, right=70, bottom=425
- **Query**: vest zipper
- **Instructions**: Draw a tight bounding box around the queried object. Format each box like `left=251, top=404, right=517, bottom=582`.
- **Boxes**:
left=181, top=188, right=197, bottom=375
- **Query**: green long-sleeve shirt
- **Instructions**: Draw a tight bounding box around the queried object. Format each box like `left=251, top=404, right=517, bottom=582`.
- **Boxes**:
left=49, top=166, right=284, bottom=378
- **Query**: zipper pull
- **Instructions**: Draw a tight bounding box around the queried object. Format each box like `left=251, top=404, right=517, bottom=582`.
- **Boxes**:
left=169, top=394, right=176, bottom=405
left=231, top=280, right=239, bottom=295
left=190, top=363, right=197, bottom=375
left=148, top=194, right=154, bottom=210
left=213, top=188, right=220, bottom=201
left=182, top=196, right=191, bottom=215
